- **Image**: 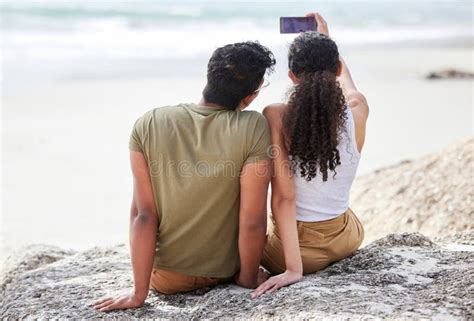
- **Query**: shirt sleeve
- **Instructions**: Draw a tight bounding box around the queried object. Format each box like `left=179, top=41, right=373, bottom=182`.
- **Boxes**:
left=244, top=113, right=272, bottom=164
left=129, top=117, right=144, bottom=153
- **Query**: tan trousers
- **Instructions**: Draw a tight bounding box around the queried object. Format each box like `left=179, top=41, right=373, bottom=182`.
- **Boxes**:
left=262, top=208, right=364, bottom=274
left=149, top=267, right=231, bottom=294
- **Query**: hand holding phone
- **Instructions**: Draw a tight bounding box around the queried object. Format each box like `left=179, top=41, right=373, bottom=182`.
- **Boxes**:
left=306, top=12, right=329, bottom=36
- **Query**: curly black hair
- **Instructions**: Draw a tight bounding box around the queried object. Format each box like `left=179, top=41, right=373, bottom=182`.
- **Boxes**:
left=283, top=32, right=347, bottom=182
left=203, top=41, right=276, bottom=110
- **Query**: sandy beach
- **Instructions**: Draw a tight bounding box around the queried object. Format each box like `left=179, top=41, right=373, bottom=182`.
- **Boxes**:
left=3, top=45, right=473, bottom=261
left=1, top=1, right=473, bottom=318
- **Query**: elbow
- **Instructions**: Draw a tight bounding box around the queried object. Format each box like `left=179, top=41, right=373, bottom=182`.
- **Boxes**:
left=271, top=194, right=296, bottom=209
left=271, top=194, right=297, bottom=219
left=240, top=214, right=267, bottom=233
left=348, top=91, right=368, bottom=107
left=132, top=208, right=158, bottom=225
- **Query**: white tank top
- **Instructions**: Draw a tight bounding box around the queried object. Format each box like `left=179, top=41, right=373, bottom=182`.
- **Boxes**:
left=293, top=105, right=361, bottom=222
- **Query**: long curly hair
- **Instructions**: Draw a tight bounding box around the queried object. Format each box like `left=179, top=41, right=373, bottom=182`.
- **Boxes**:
left=283, top=32, right=347, bottom=182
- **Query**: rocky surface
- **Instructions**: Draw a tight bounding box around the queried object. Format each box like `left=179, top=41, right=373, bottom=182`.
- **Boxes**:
left=352, top=137, right=473, bottom=244
left=1, top=232, right=473, bottom=319
left=0, top=245, right=74, bottom=292
left=2, top=138, right=473, bottom=319
left=426, top=69, right=474, bottom=80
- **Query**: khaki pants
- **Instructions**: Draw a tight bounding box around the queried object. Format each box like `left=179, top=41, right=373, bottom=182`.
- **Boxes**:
left=262, top=208, right=364, bottom=274
left=149, top=268, right=231, bottom=294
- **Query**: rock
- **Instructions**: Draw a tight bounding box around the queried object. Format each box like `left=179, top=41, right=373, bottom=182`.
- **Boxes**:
left=435, top=230, right=474, bottom=246
left=426, top=69, right=474, bottom=80
left=1, top=232, right=473, bottom=319
left=2, top=138, right=473, bottom=318
left=352, top=137, right=474, bottom=244
left=0, top=244, right=75, bottom=291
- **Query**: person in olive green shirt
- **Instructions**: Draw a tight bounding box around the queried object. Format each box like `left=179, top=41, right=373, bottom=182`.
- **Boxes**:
left=92, top=42, right=276, bottom=312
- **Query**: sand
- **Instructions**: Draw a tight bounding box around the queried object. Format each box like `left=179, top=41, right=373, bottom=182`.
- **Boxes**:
left=2, top=46, right=473, bottom=261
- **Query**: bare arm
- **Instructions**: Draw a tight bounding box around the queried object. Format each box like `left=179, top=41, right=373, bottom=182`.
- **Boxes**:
left=235, top=160, right=272, bottom=288
left=252, top=105, right=303, bottom=298
left=129, top=151, right=158, bottom=299
left=92, top=151, right=158, bottom=312
left=338, top=57, right=368, bottom=111
left=338, top=57, right=369, bottom=152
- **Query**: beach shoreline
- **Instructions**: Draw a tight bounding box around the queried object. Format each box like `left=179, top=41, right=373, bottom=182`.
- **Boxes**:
left=3, top=45, right=473, bottom=261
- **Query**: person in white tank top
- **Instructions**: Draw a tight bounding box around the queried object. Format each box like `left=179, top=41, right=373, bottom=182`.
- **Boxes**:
left=294, top=103, right=361, bottom=222
left=252, top=13, right=369, bottom=298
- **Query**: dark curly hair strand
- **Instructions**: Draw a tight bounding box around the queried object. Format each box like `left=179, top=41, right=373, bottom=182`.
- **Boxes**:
left=283, top=32, right=347, bottom=182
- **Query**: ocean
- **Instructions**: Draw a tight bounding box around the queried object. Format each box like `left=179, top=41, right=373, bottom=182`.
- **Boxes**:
left=2, top=0, right=473, bottom=86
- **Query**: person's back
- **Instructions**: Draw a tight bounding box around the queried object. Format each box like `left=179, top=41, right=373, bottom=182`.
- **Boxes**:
left=93, top=41, right=276, bottom=312
left=129, top=103, right=270, bottom=277
left=293, top=103, right=360, bottom=222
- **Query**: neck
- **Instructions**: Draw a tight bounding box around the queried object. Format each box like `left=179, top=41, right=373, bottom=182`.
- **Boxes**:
left=198, top=98, right=226, bottom=110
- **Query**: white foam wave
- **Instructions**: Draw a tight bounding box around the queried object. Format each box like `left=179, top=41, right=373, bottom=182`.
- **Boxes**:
left=3, top=19, right=472, bottom=61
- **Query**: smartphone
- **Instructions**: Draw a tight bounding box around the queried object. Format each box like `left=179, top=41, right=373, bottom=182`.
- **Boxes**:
left=280, top=17, right=317, bottom=34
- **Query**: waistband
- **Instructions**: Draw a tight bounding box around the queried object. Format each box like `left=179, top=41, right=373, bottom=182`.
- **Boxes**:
left=296, top=209, right=355, bottom=237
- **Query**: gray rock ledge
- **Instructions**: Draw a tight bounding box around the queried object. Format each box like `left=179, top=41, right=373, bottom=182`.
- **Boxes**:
left=1, top=232, right=473, bottom=320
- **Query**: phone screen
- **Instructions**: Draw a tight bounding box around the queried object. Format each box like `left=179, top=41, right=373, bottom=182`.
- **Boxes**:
left=280, top=17, right=317, bottom=34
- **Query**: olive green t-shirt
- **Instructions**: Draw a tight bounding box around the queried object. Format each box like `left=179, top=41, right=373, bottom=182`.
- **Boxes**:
left=129, top=103, right=271, bottom=278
